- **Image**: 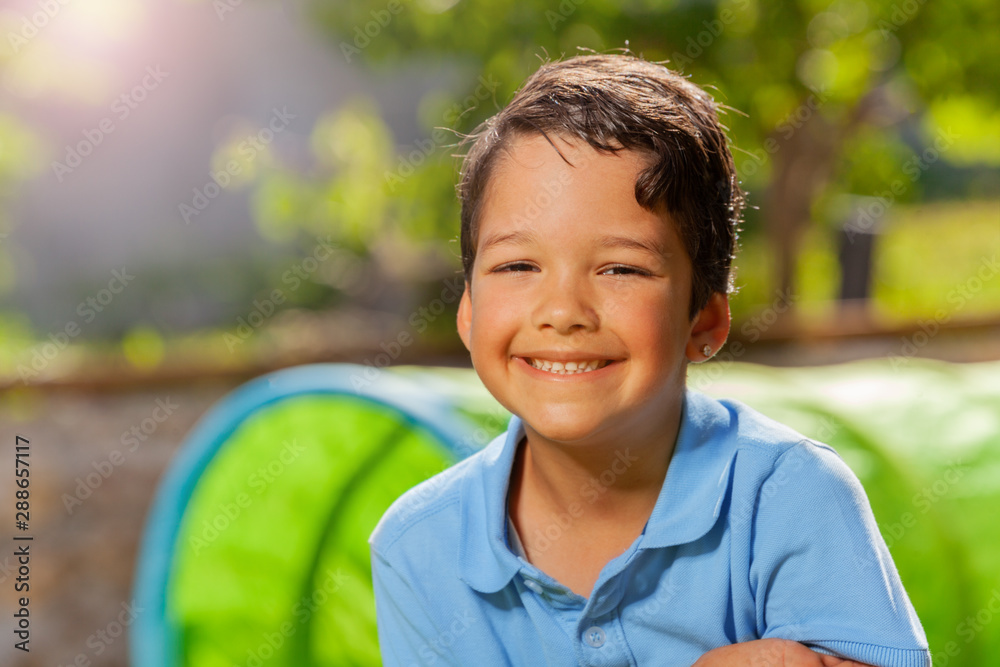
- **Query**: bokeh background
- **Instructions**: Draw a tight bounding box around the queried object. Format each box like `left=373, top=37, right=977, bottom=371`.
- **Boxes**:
left=0, top=0, right=998, bottom=664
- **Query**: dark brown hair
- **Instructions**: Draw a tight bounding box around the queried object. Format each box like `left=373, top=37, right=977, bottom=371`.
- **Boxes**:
left=457, top=53, right=744, bottom=319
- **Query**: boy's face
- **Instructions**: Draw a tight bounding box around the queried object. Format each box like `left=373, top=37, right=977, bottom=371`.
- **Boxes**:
left=457, top=133, right=729, bottom=448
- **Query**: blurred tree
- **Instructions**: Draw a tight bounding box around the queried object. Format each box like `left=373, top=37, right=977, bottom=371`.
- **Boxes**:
left=0, top=37, right=46, bottom=360
left=0, top=113, right=43, bottom=295
left=259, top=0, right=999, bottom=316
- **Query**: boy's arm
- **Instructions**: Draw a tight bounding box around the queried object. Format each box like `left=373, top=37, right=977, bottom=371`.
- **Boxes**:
left=740, top=442, right=930, bottom=667
left=371, top=547, right=452, bottom=666
left=695, top=639, right=874, bottom=666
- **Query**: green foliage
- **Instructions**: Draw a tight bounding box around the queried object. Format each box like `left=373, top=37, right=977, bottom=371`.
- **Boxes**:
left=308, top=0, right=999, bottom=155
left=0, top=113, right=45, bottom=296
left=251, top=98, right=462, bottom=283
left=873, top=200, right=1000, bottom=322
left=731, top=199, right=1000, bottom=323
left=0, top=113, right=44, bottom=184
left=830, top=127, right=921, bottom=202
left=253, top=99, right=394, bottom=248
left=248, top=0, right=1000, bottom=316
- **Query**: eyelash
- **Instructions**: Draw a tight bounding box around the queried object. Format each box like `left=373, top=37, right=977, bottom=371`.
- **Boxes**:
left=493, top=262, right=538, bottom=273
left=490, top=262, right=652, bottom=277
left=601, top=264, right=652, bottom=277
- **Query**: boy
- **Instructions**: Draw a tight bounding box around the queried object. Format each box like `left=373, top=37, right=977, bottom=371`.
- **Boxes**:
left=370, top=54, right=930, bottom=666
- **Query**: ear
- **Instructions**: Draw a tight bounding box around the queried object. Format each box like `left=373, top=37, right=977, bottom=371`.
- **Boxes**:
left=456, top=281, right=473, bottom=352
left=685, top=291, right=731, bottom=362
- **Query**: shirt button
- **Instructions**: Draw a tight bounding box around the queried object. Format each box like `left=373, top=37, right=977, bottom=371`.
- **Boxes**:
left=523, top=579, right=543, bottom=593
left=583, top=625, right=606, bottom=648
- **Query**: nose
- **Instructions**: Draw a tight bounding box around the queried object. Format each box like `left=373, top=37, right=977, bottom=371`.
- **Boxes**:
left=530, top=272, right=600, bottom=334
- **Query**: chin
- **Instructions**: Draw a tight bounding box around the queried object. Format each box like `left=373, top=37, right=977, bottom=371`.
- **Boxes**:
left=523, top=413, right=608, bottom=446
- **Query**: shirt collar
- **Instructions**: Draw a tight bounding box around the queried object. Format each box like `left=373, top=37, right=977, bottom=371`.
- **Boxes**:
left=457, top=390, right=739, bottom=593
left=639, top=389, right=739, bottom=549
left=458, top=416, right=526, bottom=594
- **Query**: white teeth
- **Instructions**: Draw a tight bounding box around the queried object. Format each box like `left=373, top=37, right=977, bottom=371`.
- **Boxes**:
left=528, top=358, right=608, bottom=374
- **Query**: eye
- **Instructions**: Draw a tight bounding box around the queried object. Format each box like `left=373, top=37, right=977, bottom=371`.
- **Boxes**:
left=601, top=264, right=652, bottom=277
left=492, top=261, right=538, bottom=273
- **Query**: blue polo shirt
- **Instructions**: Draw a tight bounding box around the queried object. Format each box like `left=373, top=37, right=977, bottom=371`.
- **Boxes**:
left=369, top=390, right=930, bottom=666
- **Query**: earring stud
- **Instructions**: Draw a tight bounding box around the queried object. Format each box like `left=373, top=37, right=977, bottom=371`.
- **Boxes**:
left=701, top=344, right=712, bottom=358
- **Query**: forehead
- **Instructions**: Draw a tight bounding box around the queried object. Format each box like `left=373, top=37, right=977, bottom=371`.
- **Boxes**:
left=476, top=132, right=679, bottom=251
left=488, top=132, right=646, bottom=202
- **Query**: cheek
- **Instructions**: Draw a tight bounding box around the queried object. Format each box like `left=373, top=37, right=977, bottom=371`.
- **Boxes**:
left=609, top=294, right=688, bottom=352
left=467, top=298, right=512, bottom=356
left=474, top=283, right=524, bottom=323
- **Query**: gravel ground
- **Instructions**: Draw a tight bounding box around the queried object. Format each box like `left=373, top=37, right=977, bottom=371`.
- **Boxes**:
left=0, top=381, right=237, bottom=667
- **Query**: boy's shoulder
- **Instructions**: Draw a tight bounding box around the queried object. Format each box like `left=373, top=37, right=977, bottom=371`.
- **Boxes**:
left=368, top=427, right=506, bottom=560
left=688, top=390, right=851, bottom=489
left=691, top=390, right=836, bottom=457
left=697, top=391, right=871, bottom=522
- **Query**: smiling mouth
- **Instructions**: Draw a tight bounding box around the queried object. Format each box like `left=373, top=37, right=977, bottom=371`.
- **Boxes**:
left=525, top=358, right=611, bottom=374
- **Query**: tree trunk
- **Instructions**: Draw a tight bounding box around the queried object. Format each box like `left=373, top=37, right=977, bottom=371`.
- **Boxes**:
left=762, top=85, right=887, bottom=320
left=763, top=107, right=841, bottom=313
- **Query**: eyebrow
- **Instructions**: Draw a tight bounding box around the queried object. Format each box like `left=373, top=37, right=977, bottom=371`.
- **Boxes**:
left=478, top=229, right=539, bottom=252
left=598, top=235, right=671, bottom=258
left=478, top=230, right=671, bottom=258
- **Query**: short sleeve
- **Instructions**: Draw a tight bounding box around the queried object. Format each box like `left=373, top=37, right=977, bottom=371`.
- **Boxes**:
left=749, top=442, right=931, bottom=667
left=371, top=547, right=452, bottom=667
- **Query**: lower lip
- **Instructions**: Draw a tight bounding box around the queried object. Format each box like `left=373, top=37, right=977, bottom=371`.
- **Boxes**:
left=514, top=356, right=620, bottom=380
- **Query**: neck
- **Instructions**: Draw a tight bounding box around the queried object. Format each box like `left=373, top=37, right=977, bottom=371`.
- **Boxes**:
left=513, top=398, right=684, bottom=521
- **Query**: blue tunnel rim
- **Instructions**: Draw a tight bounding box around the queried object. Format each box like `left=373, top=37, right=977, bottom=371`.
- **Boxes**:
left=129, top=363, right=482, bottom=667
